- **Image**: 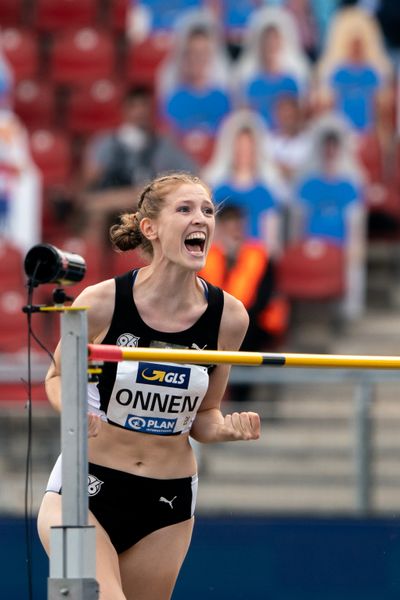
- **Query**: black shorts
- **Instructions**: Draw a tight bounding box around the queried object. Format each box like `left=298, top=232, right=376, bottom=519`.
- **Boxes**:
left=46, top=456, right=198, bottom=554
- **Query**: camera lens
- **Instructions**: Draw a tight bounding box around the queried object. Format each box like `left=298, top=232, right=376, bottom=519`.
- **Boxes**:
left=24, top=244, right=86, bottom=286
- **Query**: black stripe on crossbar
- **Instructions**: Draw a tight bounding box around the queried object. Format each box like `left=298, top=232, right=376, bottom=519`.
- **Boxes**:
left=261, top=355, right=286, bottom=366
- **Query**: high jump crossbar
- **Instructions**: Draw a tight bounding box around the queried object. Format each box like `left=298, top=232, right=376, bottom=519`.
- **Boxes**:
left=88, top=344, right=400, bottom=370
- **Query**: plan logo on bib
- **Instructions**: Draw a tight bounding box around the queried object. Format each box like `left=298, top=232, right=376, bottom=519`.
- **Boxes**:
left=125, top=414, right=177, bottom=434
left=116, top=333, right=140, bottom=347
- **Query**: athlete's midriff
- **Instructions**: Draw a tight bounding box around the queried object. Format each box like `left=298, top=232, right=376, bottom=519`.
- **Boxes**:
left=88, top=420, right=197, bottom=479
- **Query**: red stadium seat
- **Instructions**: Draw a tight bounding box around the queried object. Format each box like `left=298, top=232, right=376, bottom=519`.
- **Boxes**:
left=178, top=130, right=215, bottom=166
left=29, top=130, right=74, bottom=240
left=1, top=28, right=39, bottom=81
left=0, top=239, right=24, bottom=287
left=13, top=79, right=56, bottom=131
left=0, top=286, right=28, bottom=353
left=0, top=382, right=47, bottom=404
left=34, top=0, right=98, bottom=32
left=50, top=28, right=116, bottom=86
left=109, top=0, right=129, bottom=31
left=126, top=34, right=172, bottom=86
left=67, top=79, right=124, bottom=134
left=277, top=238, right=345, bottom=300
left=111, top=249, right=148, bottom=276
left=0, top=0, right=24, bottom=27
left=29, top=129, right=72, bottom=188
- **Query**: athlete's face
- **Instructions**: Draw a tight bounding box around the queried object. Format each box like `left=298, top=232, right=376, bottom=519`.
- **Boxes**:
left=142, top=183, right=215, bottom=270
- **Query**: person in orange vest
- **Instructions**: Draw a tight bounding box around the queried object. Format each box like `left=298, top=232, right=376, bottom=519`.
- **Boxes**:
left=199, top=203, right=289, bottom=401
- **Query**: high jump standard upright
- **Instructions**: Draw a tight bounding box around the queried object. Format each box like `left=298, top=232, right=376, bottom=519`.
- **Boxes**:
left=47, top=307, right=99, bottom=600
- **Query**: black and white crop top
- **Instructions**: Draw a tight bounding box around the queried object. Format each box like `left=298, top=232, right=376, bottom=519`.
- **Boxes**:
left=88, top=270, right=224, bottom=436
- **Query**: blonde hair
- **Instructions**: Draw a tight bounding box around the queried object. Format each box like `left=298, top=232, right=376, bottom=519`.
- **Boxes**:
left=109, top=172, right=212, bottom=257
left=316, top=7, right=393, bottom=82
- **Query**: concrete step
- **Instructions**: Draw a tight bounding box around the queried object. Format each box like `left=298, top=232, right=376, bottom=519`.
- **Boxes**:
left=202, top=451, right=400, bottom=481
left=197, top=480, right=400, bottom=514
left=211, top=422, right=400, bottom=452
left=329, top=311, right=400, bottom=355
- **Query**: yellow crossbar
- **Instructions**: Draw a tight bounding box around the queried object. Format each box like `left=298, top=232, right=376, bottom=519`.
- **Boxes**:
left=87, top=344, right=400, bottom=369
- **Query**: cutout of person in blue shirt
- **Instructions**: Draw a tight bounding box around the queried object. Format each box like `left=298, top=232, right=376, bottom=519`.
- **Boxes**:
left=315, top=7, right=393, bottom=132
left=330, top=35, right=381, bottom=132
left=233, top=6, right=310, bottom=129
left=293, top=113, right=367, bottom=319
left=244, top=24, right=300, bottom=129
left=203, top=109, right=286, bottom=257
left=157, top=10, right=232, bottom=136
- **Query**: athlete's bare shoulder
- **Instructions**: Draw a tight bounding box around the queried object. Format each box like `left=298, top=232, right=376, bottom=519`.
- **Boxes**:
left=72, top=278, right=116, bottom=342
left=219, top=291, right=249, bottom=351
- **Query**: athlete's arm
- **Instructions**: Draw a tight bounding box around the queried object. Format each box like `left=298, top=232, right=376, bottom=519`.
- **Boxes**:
left=190, top=292, right=261, bottom=443
left=44, top=279, right=116, bottom=414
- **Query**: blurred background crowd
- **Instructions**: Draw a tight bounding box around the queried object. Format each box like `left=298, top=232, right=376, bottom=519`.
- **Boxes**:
left=1, top=0, right=400, bottom=363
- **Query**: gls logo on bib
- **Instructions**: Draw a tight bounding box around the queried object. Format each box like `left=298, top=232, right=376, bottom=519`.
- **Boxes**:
left=136, top=362, right=190, bottom=389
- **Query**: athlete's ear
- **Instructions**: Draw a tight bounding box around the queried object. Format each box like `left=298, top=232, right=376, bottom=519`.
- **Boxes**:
left=140, top=217, right=158, bottom=241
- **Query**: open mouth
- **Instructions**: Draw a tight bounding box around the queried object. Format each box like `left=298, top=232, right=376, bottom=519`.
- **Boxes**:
left=184, top=232, right=206, bottom=255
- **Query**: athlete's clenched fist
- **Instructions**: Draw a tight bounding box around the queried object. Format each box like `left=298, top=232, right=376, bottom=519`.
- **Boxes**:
left=222, top=411, right=261, bottom=441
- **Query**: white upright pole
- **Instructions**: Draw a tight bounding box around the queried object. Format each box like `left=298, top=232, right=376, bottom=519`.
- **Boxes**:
left=48, top=309, right=99, bottom=599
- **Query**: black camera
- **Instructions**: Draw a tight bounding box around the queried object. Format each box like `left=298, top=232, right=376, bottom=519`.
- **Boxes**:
left=24, top=243, right=86, bottom=286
